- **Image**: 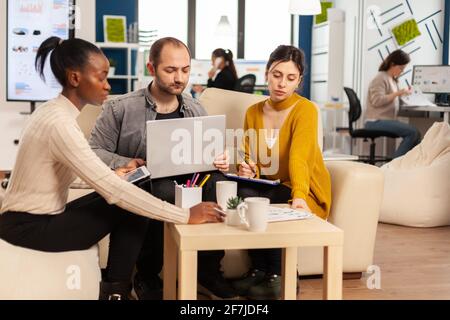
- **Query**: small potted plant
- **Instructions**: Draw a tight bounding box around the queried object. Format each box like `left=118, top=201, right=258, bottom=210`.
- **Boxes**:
left=226, top=196, right=243, bottom=226
left=108, top=58, right=117, bottom=77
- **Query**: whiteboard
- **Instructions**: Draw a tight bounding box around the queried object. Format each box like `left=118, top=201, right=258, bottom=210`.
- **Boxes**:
left=7, top=0, right=74, bottom=102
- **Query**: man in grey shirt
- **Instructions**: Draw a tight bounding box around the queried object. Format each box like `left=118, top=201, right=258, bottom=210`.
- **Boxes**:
left=89, top=38, right=236, bottom=300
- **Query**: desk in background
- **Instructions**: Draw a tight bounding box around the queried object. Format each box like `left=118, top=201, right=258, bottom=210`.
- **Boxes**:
left=323, top=153, right=359, bottom=161
left=400, top=105, right=450, bottom=122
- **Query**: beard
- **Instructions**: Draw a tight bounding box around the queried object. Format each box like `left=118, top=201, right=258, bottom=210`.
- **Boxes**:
left=154, top=76, right=187, bottom=96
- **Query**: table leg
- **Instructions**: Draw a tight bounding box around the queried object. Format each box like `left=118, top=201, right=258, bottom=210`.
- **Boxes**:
left=281, top=247, right=298, bottom=300
left=163, top=223, right=177, bottom=300
left=178, top=250, right=198, bottom=300
left=323, top=245, right=343, bottom=300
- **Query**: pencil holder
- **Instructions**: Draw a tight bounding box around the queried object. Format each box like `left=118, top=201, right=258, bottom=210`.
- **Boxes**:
left=175, top=185, right=203, bottom=209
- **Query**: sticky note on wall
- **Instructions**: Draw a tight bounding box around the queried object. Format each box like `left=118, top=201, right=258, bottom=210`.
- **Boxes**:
left=391, top=19, right=421, bottom=47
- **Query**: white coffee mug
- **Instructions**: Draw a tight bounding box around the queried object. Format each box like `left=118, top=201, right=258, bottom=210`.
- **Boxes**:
left=237, top=197, right=270, bottom=232
left=216, top=181, right=238, bottom=210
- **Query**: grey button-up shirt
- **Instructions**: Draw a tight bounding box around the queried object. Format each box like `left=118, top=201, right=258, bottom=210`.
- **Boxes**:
left=89, top=86, right=208, bottom=169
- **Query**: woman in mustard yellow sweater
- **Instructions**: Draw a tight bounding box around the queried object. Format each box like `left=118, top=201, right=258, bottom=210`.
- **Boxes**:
left=232, top=45, right=332, bottom=300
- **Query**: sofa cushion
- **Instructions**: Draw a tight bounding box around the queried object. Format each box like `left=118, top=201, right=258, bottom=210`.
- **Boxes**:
left=198, top=88, right=324, bottom=151
left=0, top=239, right=101, bottom=300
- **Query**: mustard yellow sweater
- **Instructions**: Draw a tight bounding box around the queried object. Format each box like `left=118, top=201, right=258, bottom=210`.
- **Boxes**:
left=243, top=93, right=332, bottom=219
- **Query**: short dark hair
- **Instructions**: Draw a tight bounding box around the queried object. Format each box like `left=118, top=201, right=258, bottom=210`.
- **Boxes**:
left=35, top=37, right=103, bottom=87
left=149, top=37, right=191, bottom=67
left=379, top=50, right=410, bottom=72
left=266, top=45, right=306, bottom=76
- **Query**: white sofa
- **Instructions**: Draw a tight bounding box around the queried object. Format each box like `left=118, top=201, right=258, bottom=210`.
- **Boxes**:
left=0, top=88, right=384, bottom=299
left=0, top=239, right=100, bottom=300
left=0, top=176, right=102, bottom=300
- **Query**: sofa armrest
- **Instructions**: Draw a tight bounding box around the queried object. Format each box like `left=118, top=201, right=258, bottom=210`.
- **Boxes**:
left=326, top=161, right=384, bottom=271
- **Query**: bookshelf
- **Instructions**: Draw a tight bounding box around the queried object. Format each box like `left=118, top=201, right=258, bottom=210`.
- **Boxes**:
left=96, top=42, right=140, bottom=93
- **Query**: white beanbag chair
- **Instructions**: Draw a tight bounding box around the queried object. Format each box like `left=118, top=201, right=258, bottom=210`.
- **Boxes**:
left=0, top=239, right=101, bottom=300
left=379, top=122, right=450, bottom=227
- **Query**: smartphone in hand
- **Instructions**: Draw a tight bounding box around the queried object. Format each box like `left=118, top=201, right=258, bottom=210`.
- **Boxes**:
left=122, top=166, right=150, bottom=184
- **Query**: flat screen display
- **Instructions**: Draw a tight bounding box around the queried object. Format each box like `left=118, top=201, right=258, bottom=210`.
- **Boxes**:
left=412, top=65, right=450, bottom=94
left=7, top=0, right=75, bottom=102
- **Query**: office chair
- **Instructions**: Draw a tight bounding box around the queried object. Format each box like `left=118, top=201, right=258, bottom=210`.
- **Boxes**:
left=343, top=87, right=400, bottom=165
left=234, top=74, right=256, bottom=94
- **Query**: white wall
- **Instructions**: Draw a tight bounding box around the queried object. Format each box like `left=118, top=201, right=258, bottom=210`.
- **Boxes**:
left=333, top=0, right=445, bottom=101
left=334, top=0, right=363, bottom=92
left=361, top=0, right=445, bottom=103
left=0, top=0, right=95, bottom=170
left=314, top=0, right=445, bottom=154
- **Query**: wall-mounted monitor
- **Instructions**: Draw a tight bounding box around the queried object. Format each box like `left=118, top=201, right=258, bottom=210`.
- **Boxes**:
left=7, top=0, right=75, bottom=102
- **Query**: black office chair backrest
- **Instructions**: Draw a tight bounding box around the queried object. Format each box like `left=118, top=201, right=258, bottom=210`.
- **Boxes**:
left=344, top=87, right=363, bottom=133
left=235, top=74, right=256, bottom=93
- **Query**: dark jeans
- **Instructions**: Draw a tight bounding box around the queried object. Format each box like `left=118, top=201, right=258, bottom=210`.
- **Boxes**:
left=0, top=192, right=149, bottom=282
left=238, top=182, right=292, bottom=275
left=365, top=120, right=421, bottom=158
left=136, top=171, right=228, bottom=283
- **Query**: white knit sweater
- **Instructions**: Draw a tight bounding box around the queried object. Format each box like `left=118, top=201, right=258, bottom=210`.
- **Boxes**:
left=0, top=95, right=189, bottom=224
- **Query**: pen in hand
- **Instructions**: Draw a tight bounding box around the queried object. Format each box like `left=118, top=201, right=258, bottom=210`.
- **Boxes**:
left=238, top=150, right=257, bottom=177
left=214, top=207, right=227, bottom=217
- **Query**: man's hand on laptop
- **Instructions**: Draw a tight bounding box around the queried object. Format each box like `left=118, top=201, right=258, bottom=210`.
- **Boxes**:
left=188, top=202, right=225, bottom=224
left=114, top=158, right=146, bottom=177
left=213, top=150, right=230, bottom=172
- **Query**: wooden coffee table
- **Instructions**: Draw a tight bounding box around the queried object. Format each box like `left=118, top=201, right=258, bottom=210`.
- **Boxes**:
left=163, top=206, right=344, bottom=300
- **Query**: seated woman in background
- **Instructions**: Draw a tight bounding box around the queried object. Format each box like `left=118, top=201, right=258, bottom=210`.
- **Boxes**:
left=0, top=37, right=223, bottom=300
left=365, top=49, right=421, bottom=158
left=232, top=45, right=332, bottom=300
left=207, top=48, right=238, bottom=91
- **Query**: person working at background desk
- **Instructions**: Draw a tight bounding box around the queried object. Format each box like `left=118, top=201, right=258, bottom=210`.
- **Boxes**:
left=89, top=37, right=238, bottom=300
left=365, top=50, right=421, bottom=158
left=231, top=45, right=332, bottom=300
left=207, top=48, right=238, bottom=91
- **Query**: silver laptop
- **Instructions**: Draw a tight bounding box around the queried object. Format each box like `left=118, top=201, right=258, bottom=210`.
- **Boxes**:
left=146, top=115, right=226, bottom=179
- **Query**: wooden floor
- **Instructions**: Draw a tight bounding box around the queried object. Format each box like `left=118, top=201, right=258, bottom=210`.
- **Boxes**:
left=299, top=223, right=450, bottom=300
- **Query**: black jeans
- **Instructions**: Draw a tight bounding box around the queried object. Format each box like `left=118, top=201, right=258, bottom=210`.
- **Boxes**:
left=136, top=171, right=228, bottom=283
left=0, top=192, right=149, bottom=282
left=238, top=181, right=292, bottom=275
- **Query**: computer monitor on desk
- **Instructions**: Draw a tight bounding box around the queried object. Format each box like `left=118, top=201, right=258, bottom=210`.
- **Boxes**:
left=189, top=59, right=267, bottom=87
left=412, top=65, right=450, bottom=106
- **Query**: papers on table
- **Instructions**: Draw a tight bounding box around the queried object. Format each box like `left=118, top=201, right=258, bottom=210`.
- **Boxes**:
left=401, top=87, right=436, bottom=107
left=268, top=206, right=314, bottom=223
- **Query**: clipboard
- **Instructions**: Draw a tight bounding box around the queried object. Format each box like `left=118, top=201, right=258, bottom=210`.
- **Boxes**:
left=224, top=173, right=281, bottom=186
